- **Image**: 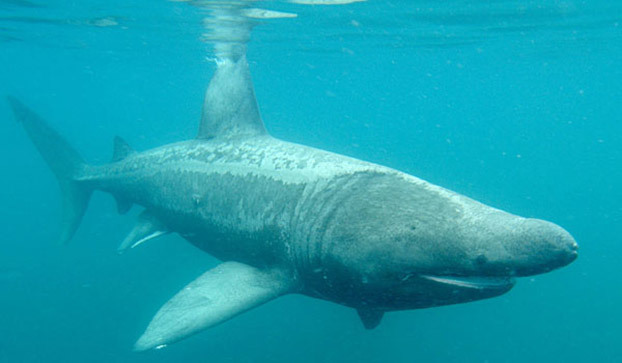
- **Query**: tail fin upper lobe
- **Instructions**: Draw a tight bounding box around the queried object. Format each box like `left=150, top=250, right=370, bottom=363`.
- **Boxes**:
left=7, top=96, right=92, bottom=244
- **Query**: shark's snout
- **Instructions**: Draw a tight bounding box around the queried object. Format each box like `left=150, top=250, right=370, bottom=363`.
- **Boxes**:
left=508, top=218, right=578, bottom=277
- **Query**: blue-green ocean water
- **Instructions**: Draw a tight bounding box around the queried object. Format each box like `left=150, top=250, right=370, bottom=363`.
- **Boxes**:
left=0, top=0, right=620, bottom=362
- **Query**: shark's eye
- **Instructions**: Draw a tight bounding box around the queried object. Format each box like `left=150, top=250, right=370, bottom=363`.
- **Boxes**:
left=476, top=254, right=488, bottom=266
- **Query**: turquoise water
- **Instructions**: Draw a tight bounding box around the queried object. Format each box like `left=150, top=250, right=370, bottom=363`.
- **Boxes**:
left=0, top=0, right=620, bottom=362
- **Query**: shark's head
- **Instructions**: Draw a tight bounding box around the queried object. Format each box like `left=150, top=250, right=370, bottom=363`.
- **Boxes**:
left=313, top=173, right=578, bottom=311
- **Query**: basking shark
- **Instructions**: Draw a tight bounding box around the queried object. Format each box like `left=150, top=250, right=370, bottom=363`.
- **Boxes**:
left=8, top=55, right=578, bottom=350
left=8, top=4, right=578, bottom=349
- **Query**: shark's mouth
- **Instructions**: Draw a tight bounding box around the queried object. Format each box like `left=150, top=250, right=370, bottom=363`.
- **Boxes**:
left=420, top=274, right=516, bottom=290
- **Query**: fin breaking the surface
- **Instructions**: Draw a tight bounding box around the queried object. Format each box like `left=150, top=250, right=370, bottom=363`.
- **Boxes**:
left=357, top=309, right=384, bottom=329
left=117, top=210, right=169, bottom=254
left=197, top=56, right=267, bottom=140
left=7, top=96, right=92, bottom=245
left=289, top=0, right=366, bottom=4
left=134, top=261, right=292, bottom=351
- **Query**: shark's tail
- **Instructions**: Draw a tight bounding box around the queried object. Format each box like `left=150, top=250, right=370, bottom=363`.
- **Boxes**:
left=7, top=96, right=92, bottom=245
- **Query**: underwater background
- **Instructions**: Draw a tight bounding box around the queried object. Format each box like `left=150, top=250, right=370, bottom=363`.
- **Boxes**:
left=0, top=0, right=620, bottom=362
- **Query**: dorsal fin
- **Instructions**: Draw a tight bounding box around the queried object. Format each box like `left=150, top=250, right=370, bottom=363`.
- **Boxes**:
left=112, top=136, right=135, bottom=162
left=197, top=56, right=267, bottom=140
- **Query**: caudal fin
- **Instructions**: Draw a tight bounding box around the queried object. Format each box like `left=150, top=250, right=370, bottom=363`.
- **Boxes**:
left=7, top=96, right=92, bottom=244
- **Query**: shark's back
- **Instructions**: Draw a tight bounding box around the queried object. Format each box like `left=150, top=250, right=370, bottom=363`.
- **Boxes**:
left=84, top=133, right=400, bottom=263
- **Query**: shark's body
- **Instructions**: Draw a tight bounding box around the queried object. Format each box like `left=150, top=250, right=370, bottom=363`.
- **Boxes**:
left=9, top=57, right=578, bottom=351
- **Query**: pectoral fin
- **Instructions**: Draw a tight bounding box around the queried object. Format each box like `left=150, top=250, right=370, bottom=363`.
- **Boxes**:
left=134, top=261, right=292, bottom=351
left=117, top=210, right=169, bottom=254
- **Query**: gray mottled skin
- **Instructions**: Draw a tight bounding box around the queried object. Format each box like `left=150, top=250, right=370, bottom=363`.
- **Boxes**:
left=9, top=57, right=578, bottom=351
left=87, top=134, right=576, bottom=306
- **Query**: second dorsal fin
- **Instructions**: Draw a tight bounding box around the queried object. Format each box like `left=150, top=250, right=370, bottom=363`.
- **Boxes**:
left=197, top=56, right=267, bottom=140
left=112, top=136, right=135, bottom=162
